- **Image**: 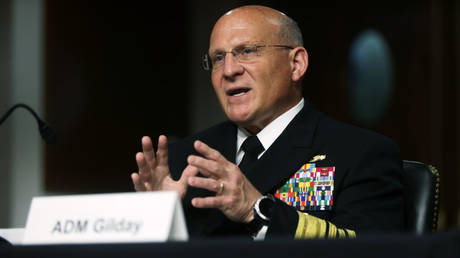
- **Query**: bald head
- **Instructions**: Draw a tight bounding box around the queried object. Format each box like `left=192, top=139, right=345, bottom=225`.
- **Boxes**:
left=212, top=5, right=303, bottom=47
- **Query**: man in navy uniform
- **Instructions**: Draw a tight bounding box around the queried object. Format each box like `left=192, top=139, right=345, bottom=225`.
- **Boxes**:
left=131, top=5, right=404, bottom=239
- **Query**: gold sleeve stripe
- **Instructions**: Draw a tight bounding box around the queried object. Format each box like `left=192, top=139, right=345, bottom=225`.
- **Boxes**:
left=327, top=222, right=337, bottom=238
left=296, top=210, right=307, bottom=237
left=295, top=211, right=327, bottom=238
left=346, top=229, right=356, bottom=238
left=294, top=211, right=356, bottom=239
left=337, top=228, right=347, bottom=238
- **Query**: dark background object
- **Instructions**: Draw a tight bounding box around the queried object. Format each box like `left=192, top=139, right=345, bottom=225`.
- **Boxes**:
left=403, top=160, right=440, bottom=234
left=0, top=103, right=56, bottom=144
left=44, top=1, right=188, bottom=193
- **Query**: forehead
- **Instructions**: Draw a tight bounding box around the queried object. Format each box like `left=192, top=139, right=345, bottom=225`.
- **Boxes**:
left=209, top=11, right=280, bottom=51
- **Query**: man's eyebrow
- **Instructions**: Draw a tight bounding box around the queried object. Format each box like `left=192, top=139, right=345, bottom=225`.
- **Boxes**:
left=209, top=49, right=225, bottom=56
left=209, top=42, right=257, bottom=56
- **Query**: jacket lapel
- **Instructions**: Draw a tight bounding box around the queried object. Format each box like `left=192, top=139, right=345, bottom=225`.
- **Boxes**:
left=199, top=121, right=237, bottom=163
left=246, top=102, right=321, bottom=194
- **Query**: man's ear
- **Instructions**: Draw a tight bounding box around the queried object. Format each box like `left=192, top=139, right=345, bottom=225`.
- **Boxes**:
left=290, top=47, right=309, bottom=82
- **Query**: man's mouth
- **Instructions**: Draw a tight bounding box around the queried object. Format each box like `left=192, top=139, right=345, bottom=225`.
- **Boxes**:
left=227, top=87, right=251, bottom=97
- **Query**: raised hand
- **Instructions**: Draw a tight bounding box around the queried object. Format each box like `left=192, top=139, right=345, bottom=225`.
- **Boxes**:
left=131, top=135, right=198, bottom=199
left=186, top=140, right=262, bottom=223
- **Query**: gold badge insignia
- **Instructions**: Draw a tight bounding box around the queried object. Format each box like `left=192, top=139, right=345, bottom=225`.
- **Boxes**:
left=309, top=155, right=326, bottom=163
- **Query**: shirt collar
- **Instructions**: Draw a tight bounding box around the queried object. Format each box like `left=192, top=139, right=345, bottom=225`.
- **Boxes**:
left=236, top=98, right=305, bottom=155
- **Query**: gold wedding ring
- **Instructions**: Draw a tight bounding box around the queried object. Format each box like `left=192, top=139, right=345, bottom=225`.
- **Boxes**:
left=219, top=182, right=224, bottom=193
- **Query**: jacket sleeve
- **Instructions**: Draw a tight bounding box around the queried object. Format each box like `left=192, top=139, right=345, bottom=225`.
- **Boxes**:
left=266, top=199, right=356, bottom=239
left=266, top=136, right=404, bottom=239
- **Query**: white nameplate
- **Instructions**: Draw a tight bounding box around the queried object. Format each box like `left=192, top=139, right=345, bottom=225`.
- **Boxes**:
left=0, top=228, right=25, bottom=245
left=23, top=191, right=188, bottom=244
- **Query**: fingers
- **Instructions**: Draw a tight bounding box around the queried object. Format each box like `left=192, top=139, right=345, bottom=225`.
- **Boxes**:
left=181, top=164, right=200, bottom=179
left=183, top=140, right=260, bottom=223
left=188, top=140, right=232, bottom=179
left=142, top=136, right=157, bottom=169
left=142, top=135, right=168, bottom=168
left=193, top=140, right=223, bottom=161
left=188, top=176, right=222, bottom=193
left=191, top=195, right=228, bottom=209
left=136, top=152, right=151, bottom=181
left=131, top=173, right=146, bottom=191
left=156, top=135, right=169, bottom=166
left=134, top=135, right=176, bottom=193
left=187, top=155, right=219, bottom=178
left=178, top=165, right=199, bottom=187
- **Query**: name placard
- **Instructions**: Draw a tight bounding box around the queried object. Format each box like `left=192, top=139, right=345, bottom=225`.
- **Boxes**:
left=23, top=191, right=188, bottom=244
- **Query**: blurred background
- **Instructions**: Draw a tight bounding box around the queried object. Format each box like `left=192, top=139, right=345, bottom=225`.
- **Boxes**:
left=0, top=0, right=458, bottom=232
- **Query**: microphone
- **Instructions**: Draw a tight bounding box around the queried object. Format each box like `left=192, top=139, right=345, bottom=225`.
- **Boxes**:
left=0, top=103, right=57, bottom=144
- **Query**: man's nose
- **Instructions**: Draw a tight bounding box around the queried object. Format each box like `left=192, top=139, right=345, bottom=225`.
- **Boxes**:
left=222, top=53, right=244, bottom=77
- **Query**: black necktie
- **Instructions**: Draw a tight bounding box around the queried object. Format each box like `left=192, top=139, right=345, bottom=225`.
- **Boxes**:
left=238, top=136, right=264, bottom=174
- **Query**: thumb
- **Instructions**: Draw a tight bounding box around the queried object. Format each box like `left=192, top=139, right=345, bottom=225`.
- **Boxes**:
left=177, top=165, right=199, bottom=198
left=179, top=165, right=199, bottom=184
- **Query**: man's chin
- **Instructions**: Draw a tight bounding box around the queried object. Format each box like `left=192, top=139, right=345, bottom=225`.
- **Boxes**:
left=228, top=113, right=252, bottom=126
left=228, top=114, right=264, bottom=134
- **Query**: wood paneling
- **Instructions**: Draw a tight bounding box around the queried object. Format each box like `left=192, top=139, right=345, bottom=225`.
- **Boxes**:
left=44, top=1, right=189, bottom=193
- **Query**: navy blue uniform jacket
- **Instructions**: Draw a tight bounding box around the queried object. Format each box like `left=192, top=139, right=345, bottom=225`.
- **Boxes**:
left=168, top=101, right=405, bottom=239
